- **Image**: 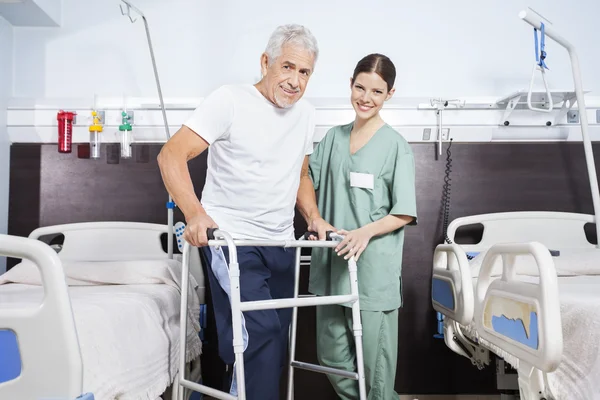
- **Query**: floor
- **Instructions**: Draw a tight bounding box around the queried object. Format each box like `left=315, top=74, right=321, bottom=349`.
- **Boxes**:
left=399, top=396, right=501, bottom=400
left=204, top=396, right=502, bottom=400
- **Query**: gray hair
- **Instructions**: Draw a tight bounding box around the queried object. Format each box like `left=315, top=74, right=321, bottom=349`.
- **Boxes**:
left=264, top=24, right=319, bottom=66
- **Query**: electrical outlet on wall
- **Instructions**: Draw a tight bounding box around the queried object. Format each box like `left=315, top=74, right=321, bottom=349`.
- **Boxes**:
left=87, top=110, right=105, bottom=125
left=119, top=110, right=135, bottom=125
left=422, top=128, right=432, bottom=140
left=439, top=128, right=450, bottom=140
left=567, top=110, right=579, bottom=123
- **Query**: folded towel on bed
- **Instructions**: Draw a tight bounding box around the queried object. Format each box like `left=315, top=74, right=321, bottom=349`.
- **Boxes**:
left=0, top=258, right=201, bottom=334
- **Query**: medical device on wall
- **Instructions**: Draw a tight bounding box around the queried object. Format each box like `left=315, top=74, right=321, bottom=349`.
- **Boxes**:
left=519, top=7, right=600, bottom=247
left=119, top=111, right=133, bottom=159
left=425, top=98, right=469, bottom=250
left=432, top=100, right=472, bottom=339
left=527, top=10, right=553, bottom=113
left=119, top=0, right=174, bottom=259
left=57, top=110, right=76, bottom=153
left=89, top=110, right=103, bottom=159
left=430, top=98, right=464, bottom=156
left=428, top=99, right=468, bottom=246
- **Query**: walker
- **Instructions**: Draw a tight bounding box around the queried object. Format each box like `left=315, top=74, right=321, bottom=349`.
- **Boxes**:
left=176, top=228, right=367, bottom=400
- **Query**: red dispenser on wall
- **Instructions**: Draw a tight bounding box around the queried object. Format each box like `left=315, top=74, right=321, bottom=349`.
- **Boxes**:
left=57, top=110, right=76, bottom=153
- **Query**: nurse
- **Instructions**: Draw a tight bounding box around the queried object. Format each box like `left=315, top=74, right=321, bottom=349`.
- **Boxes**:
left=305, top=53, right=417, bottom=399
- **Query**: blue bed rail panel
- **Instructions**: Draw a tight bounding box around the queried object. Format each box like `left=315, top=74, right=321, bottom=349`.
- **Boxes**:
left=431, top=277, right=455, bottom=311
left=491, top=311, right=539, bottom=350
left=0, top=329, right=21, bottom=384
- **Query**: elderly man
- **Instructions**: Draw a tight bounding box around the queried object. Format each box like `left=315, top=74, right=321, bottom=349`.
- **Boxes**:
left=158, top=24, right=332, bottom=399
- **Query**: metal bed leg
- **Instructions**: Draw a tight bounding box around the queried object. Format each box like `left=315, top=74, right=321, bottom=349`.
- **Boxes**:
left=286, top=247, right=302, bottom=400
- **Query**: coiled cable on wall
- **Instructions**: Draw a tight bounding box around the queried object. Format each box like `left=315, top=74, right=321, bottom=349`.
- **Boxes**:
left=441, top=139, right=473, bottom=259
left=441, top=139, right=453, bottom=244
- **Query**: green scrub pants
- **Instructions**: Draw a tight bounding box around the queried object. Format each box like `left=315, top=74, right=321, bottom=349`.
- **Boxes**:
left=316, top=305, right=399, bottom=400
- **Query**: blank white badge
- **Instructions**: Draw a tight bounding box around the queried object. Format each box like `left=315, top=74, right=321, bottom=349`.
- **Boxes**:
left=350, top=172, right=374, bottom=190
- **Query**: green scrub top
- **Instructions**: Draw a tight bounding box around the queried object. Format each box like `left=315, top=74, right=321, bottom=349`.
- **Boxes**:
left=308, top=122, right=418, bottom=312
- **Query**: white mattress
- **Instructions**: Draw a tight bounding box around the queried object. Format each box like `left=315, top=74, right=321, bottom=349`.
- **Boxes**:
left=0, top=258, right=203, bottom=400
left=0, top=283, right=202, bottom=400
left=462, top=275, right=600, bottom=400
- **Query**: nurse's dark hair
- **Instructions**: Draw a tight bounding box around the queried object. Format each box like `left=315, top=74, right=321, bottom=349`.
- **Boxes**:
left=351, top=53, right=396, bottom=92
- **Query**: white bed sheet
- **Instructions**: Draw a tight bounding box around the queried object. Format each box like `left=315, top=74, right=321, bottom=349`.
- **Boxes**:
left=461, top=275, right=600, bottom=400
left=0, top=283, right=202, bottom=400
left=0, top=258, right=203, bottom=400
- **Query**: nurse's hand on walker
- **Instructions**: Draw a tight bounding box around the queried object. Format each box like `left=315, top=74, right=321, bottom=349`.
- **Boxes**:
left=335, top=227, right=373, bottom=261
left=184, top=212, right=219, bottom=247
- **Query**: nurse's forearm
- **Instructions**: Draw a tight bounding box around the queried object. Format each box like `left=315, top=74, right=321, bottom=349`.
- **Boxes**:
left=363, top=214, right=413, bottom=238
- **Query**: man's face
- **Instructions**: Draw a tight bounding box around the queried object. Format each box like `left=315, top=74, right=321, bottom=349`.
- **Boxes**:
left=260, top=44, right=315, bottom=108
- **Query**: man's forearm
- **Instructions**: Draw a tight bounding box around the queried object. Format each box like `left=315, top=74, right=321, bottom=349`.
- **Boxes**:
left=296, top=175, right=321, bottom=225
left=158, top=148, right=205, bottom=221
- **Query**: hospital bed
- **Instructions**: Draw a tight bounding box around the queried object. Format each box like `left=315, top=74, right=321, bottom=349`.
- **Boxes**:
left=0, top=221, right=206, bottom=400
left=432, top=211, right=600, bottom=400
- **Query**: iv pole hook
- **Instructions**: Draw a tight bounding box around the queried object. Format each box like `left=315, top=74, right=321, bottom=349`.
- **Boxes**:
left=119, top=1, right=139, bottom=23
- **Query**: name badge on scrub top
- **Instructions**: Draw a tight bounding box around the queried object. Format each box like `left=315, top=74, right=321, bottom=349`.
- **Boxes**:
left=350, top=172, right=374, bottom=190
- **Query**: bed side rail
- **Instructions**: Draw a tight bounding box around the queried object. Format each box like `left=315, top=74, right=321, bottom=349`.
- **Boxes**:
left=432, top=243, right=474, bottom=326
left=0, top=234, right=83, bottom=399
left=447, top=211, right=595, bottom=252
left=29, top=221, right=170, bottom=261
left=474, top=241, right=563, bottom=373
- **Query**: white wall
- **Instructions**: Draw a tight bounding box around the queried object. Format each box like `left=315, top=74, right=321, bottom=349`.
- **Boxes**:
left=0, top=15, right=13, bottom=273
left=11, top=0, right=600, bottom=101
left=0, top=0, right=60, bottom=27
left=31, top=0, right=61, bottom=26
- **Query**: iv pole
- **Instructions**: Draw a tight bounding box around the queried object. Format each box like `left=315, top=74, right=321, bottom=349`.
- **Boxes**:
left=520, top=8, right=600, bottom=249
left=120, top=0, right=175, bottom=259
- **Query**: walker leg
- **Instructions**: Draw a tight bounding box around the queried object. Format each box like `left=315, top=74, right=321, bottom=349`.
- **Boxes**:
left=286, top=247, right=302, bottom=400
left=172, top=372, right=181, bottom=400
left=178, top=245, right=191, bottom=400
left=348, top=257, right=367, bottom=400
left=228, top=249, right=246, bottom=400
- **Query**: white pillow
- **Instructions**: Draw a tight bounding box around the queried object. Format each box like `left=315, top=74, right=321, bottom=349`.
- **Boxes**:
left=0, top=258, right=196, bottom=290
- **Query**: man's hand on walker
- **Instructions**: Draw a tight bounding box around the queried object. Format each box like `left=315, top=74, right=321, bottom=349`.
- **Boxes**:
left=184, top=213, right=219, bottom=247
left=307, top=217, right=336, bottom=241
left=335, top=228, right=373, bottom=261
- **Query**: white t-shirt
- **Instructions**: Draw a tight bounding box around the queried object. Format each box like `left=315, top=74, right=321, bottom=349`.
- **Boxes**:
left=184, top=84, right=316, bottom=240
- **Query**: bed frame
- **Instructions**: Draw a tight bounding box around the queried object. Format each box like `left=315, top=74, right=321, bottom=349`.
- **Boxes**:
left=0, top=221, right=205, bottom=400
left=432, top=211, right=596, bottom=400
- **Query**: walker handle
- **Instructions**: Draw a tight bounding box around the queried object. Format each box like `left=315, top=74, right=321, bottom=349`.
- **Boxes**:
left=206, top=228, right=217, bottom=240
left=302, top=231, right=335, bottom=240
